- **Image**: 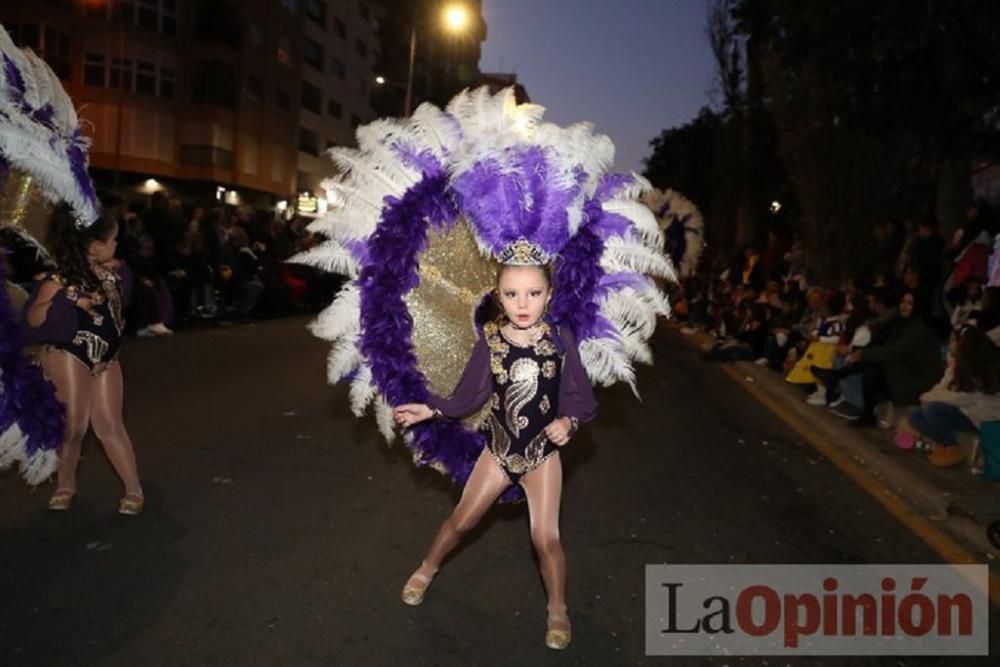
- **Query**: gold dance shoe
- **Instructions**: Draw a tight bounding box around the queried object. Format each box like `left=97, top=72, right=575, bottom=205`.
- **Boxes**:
left=401, top=570, right=434, bottom=606
left=118, top=494, right=144, bottom=516
left=545, top=611, right=572, bottom=650
left=48, top=489, right=75, bottom=511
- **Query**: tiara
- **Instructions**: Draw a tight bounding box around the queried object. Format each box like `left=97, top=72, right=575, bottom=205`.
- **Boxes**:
left=497, top=238, right=550, bottom=266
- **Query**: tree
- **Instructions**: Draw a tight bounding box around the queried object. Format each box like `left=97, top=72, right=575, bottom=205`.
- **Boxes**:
left=733, top=0, right=1000, bottom=282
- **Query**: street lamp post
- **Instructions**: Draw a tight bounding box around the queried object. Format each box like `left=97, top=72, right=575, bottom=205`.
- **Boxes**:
left=403, top=24, right=417, bottom=117
left=401, top=3, right=470, bottom=117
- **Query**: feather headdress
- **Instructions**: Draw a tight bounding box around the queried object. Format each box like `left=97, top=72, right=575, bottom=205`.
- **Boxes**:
left=0, top=24, right=96, bottom=484
left=293, top=87, right=675, bottom=497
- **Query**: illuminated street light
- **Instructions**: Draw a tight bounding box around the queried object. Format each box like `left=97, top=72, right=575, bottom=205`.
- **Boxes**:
left=770, top=200, right=783, bottom=213
left=443, top=4, right=470, bottom=32
left=375, top=75, right=386, bottom=85
left=404, top=4, right=472, bottom=116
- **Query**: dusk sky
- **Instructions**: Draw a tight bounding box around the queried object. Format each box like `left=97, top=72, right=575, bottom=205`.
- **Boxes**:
left=480, top=0, right=717, bottom=175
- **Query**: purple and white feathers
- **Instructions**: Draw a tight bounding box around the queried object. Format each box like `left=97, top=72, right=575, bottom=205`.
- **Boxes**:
left=293, top=87, right=674, bottom=486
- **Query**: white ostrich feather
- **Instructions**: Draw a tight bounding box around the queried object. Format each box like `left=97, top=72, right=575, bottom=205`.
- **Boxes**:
left=640, top=187, right=705, bottom=278
left=409, top=102, right=463, bottom=156
left=602, top=198, right=663, bottom=248
left=634, top=283, right=672, bottom=318
left=0, top=422, right=58, bottom=485
left=349, top=364, right=376, bottom=416
left=579, top=337, right=637, bottom=393
left=0, top=25, right=98, bottom=224
left=601, top=237, right=676, bottom=280
left=324, top=331, right=362, bottom=384
left=374, top=394, right=397, bottom=444
left=601, top=288, right=659, bottom=339
left=308, top=284, right=361, bottom=342
left=288, top=240, right=359, bottom=278
left=329, top=147, right=408, bottom=199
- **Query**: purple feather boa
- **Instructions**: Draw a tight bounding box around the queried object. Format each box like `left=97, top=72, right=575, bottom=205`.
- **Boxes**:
left=550, top=198, right=616, bottom=341
left=357, top=173, right=524, bottom=502
left=0, top=262, right=64, bottom=461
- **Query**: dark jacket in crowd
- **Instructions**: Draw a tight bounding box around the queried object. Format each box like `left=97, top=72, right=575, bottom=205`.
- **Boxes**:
left=863, top=317, right=941, bottom=404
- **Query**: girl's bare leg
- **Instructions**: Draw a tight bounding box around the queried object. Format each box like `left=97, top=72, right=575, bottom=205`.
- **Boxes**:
left=43, top=350, right=93, bottom=496
left=88, top=362, right=142, bottom=498
left=406, top=449, right=511, bottom=590
left=521, top=453, right=570, bottom=646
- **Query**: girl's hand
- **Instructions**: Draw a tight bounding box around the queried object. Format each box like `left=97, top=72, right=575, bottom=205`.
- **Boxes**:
left=393, top=403, right=434, bottom=428
left=544, top=417, right=574, bottom=446
left=75, top=291, right=103, bottom=312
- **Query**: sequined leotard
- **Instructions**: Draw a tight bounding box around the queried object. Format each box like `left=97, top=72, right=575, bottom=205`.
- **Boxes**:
left=48, top=271, right=126, bottom=374
left=481, top=320, right=562, bottom=484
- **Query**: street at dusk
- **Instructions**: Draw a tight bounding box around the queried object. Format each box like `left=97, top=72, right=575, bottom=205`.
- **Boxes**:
left=2, top=1, right=1000, bottom=664
left=3, top=320, right=998, bottom=665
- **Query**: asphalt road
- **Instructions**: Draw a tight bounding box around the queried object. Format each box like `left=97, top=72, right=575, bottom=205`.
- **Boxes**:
left=1, top=317, right=996, bottom=666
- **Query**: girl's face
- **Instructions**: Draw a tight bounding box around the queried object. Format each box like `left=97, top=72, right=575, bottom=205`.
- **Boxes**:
left=497, top=266, right=551, bottom=328
left=87, top=223, right=118, bottom=264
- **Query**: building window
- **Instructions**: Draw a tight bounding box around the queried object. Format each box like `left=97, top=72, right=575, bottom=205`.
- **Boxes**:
left=195, top=0, right=240, bottom=48
left=137, top=0, right=158, bottom=30
left=331, top=57, right=345, bottom=80
left=136, top=60, right=157, bottom=95
left=355, top=39, right=367, bottom=58
left=327, top=98, right=342, bottom=119
left=303, top=38, right=324, bottom=71
left=351, top=114, right=361, bottom=129
left=298, top=127, right=319, bottom=156
left=191, top=61, right=237, bottom=108
left=333, top=18, right=346, bottom=39
left=353, top=72, right=366, bottom=96
left=112, top=0, right=135, bottom=24
left=110, top=56, right=133, bottom=90
left=162, top=0, right=177, bottom=35
left=277, top=36, right=292, bottom=66
left=159, top=67, right=175, bottom=99
left=302, top=82, right=322, bottom=114
left=276, top=90, right=291, bottom=113
left=359, top=3, right=370, bottom=21
left=305, top=0, right=326, bottom=27
left=246, top=75, right=263, bottom=103
left=84, top=53, right=106, bottom=87
left=180, top=145, right=235, bottom=169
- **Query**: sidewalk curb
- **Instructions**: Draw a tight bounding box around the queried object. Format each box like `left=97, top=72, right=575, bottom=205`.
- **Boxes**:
left=672, top=326, right=1000, bottom=604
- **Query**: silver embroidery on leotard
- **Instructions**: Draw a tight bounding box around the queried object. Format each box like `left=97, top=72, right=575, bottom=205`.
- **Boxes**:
left=504, top=357, right=539, bottom=437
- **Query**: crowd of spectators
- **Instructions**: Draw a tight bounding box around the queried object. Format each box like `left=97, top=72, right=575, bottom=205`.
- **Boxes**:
left=105, top=192, right=341, bottom=335
left=672, top=200, right=1000, bottom=470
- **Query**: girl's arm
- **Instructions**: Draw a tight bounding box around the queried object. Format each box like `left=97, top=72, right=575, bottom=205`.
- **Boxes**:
left=556, top=326, right=598, bottom=426
left=426, top=334, right=493, bottom=419
left=22, top=279, right=77, bottom=344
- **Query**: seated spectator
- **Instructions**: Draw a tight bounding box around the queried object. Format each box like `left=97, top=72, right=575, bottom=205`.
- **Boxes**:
left=821, top=288, right=896, bottom=420
left=949, top=277, right=984, bottom=332
left=975, top=286, right=1000, bottom=343
left=787, top=290, right=845, bottom=405
left=845, top=290, right=942, bottom=428
left=761, top=286, right=820, bottom=372
left=903, top=327, right=1000, bottom=467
